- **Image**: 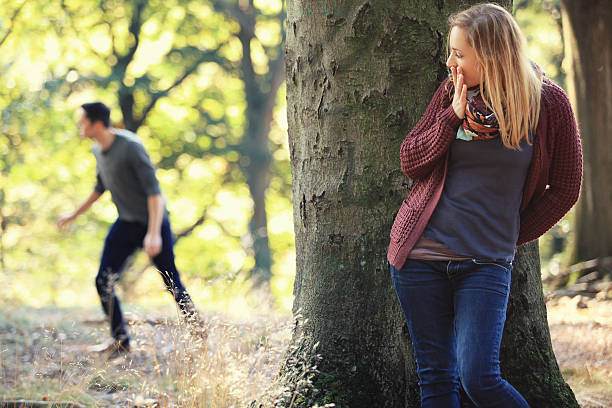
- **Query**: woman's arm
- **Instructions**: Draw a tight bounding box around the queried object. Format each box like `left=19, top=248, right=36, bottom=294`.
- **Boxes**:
left=517, top=83, right=583, bottom=245
left=400, top=78, right=464, bottom=180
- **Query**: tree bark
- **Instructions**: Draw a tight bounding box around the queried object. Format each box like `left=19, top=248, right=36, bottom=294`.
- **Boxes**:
left=560, top=0, right=612, bottom=263
left=254, top=1, right=579, bottom=407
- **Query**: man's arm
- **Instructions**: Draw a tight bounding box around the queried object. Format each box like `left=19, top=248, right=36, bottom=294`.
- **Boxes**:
left=143, top=194, right=164, bottom=258
left=57, top=190, right=102, bottom=230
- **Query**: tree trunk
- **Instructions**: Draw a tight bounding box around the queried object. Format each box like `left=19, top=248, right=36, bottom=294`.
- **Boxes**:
left=254, top=1, right=578, bottom=407
left=239, top=13, right=274, bottom=282
left=560, top=0, right=612, bottom=263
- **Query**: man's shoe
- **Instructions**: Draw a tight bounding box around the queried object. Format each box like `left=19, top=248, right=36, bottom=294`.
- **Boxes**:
left=94, top=339, right=131, bottom=359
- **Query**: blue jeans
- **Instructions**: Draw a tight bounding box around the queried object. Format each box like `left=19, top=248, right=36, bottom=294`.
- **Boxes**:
left=390, top=258, right=530, bottom=408
left=96, top=218, right=198, bottom=343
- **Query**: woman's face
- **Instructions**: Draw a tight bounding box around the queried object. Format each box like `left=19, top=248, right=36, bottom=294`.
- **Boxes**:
left=446, top=26, right=482, bottom=88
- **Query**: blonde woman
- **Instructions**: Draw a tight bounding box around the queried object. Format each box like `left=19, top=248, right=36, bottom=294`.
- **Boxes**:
left=387, top=3, right=582, bottom=407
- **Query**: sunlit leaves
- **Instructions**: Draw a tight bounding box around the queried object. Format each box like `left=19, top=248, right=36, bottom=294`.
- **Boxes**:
left=1, top=0, right=294, bottom=312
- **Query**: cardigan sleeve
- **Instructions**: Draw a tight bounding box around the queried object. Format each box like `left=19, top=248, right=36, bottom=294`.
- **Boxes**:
left=400, top=79, right=463, bottom=180
left=517, top=82, right=583, bottom=245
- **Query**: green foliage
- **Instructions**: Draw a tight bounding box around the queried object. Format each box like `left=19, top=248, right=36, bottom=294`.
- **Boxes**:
left=0, top=0, right=293, bottom=312
left=515, top=0, right=565, bottom=87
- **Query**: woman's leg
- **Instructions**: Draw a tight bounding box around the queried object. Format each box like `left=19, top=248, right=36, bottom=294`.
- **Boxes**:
left=452, top=259, right=530, bottom=408
left=391, top=259, right=460, bottom=408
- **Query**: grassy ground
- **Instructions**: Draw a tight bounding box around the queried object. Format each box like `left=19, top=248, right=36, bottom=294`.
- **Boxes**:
left=0, top=298, right=610, bottom=407
left=546, top=296, right=612, bottom=408
left=0, top=305, right=291, bottom=408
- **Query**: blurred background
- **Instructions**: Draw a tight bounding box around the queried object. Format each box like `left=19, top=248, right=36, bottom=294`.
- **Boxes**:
left=0, top=0, right=599, bottom=314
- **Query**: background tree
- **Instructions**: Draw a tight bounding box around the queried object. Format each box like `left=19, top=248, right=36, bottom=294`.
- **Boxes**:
left=560, top=0, right=612, bottom=264
left=257, top=1, right=579, bottom=406
left=57, top=0, right=286, bottom=282
left=0, top=0, right=294, bottom=306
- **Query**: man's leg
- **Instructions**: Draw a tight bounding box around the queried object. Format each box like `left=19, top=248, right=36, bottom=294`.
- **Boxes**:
left=391, top=259, right=460, bottom=408
left=152, top=218, right=203, bottom=329
left=96, top=219, right=139, bottom=346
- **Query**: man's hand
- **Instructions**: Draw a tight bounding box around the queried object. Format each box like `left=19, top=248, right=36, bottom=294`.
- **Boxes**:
left=143, top=232, right=162, bottom=259
left=451, top=66, right=467, bottom=119
left=57, top=213, right=76, bottom=231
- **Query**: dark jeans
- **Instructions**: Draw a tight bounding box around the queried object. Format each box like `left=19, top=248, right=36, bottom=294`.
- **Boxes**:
left=390, top=258, right=530, bottom=408
left=96, top=218, right=199, bottom=343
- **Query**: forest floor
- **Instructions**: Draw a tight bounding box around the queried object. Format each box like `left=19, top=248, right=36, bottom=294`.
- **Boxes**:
left=0, top=297, right=610, bottom=408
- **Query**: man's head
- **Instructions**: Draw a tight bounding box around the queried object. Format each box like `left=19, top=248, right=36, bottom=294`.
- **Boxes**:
left=78, top=102, right=111, bottom=139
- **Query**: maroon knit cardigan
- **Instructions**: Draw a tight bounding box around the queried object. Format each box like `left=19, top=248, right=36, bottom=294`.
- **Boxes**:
left=387, top=78, right=583, bottom=269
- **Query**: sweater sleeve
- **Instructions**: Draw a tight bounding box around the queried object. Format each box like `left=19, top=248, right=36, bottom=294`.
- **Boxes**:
left=400, top=79, right=463, bottom=180
left=517, top=82, right=583, bottom=245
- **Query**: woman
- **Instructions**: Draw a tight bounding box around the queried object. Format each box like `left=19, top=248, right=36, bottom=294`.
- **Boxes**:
left=387, top=3, right=582, bottom=408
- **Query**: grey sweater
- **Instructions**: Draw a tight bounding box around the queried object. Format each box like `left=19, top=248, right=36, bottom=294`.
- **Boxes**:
left=93, top=129, right=165, bottom=226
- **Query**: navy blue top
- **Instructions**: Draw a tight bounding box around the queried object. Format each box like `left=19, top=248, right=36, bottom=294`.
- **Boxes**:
left=423, top=134, right=533, bottom=262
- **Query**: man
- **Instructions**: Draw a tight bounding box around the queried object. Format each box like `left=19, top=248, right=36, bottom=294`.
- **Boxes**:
left=58, top=102, right=204, bottom=358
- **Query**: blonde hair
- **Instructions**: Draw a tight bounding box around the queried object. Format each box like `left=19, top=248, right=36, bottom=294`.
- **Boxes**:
left=448, top=3, right=542, bottom=149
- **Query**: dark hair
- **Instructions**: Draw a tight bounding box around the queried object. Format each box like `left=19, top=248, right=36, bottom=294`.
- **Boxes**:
left=81, top=102, right=111, bottom=128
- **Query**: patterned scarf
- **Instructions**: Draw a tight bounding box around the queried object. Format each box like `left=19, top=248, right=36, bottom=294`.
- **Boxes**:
left=456, top=88, right=500, bottom=141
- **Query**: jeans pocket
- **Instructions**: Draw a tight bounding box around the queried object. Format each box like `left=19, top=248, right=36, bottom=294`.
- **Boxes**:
left=471, top=258, right=512, bottom=273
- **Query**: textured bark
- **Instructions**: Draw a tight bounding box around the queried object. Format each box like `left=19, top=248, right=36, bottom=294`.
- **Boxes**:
left=256, top=1, right=577, bottom=407
left=560, top=0, right=612, bottom=263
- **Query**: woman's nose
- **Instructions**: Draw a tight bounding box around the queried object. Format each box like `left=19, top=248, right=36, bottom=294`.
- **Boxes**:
left=446, top=54, right=455, bottom=67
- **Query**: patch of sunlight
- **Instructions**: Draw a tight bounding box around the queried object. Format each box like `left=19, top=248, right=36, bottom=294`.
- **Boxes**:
left=169, top=197, right=198, bottom=221
left=274, top=104, right=288, bottom=130
left=201, top=98, right=225, bottom=121
left=226, top=105, right=241, bottom=117
left=197, top=224, right=221, bottom=241
left=10, top=182, right=37, bottom=200
left=212, top=190, right=252, bottom=225
left=220, top=37, right=243, bottom=63
left=3, top=225, right=20, bottom=247
left=185, top=159, right=210, bottom=180
left=269, top=211, right=293, bottom=235
left=14, top=56, right=46, bottom=91
left=142, top=19, right=158, bottom=36
left=157, top=168, right=179, bottom=186
left=227, top=294, right=251, bottom=318
left=88, top=27, right=111, bottom=54
left=129, top=32, right=174, bottom=77
left=158, top=100, right=189, bottom=122
left=269, top=124, right=288, bottom=146
left=225, top=249, right=247, bottom=271
left=171, top=6, right=186, bottom=20
left=254, top=0, right=282, bottom=14
left=96, top=201, right=118, bottom=221
left=250, top=40, right=269, bottom=75
left=255, top=19, right=282, bottom=47
left=43, top=34, right=61, bottom=61
left=209, top=156, right=229, bottom=174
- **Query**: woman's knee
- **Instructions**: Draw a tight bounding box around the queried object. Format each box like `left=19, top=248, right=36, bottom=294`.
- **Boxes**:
left=461, top=371, right=504, bottom=401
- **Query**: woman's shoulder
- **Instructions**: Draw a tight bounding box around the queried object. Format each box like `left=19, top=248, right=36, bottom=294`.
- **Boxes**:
left=540, top=78, right=571, bottom=106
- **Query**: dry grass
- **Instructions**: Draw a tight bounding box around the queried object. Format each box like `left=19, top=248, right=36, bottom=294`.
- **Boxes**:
left=547, top=296, right=612, bottom=408
left=0, top=297, right=610, bottom=407
left=0, top=306, right=292, bottom=407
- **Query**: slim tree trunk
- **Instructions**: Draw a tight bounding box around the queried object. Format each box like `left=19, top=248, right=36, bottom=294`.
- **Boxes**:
left=253, top=1, right=578, bottom=407
left=561, top=0, right=612, bottom=263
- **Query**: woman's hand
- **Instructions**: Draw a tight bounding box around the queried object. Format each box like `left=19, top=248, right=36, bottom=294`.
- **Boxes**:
left=451, top=66, right=467, bottom=119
